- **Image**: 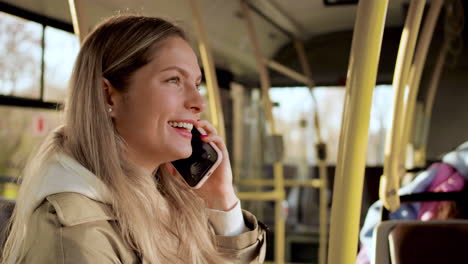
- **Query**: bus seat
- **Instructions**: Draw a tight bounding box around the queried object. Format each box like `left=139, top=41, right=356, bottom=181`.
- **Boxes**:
left=374, top=220, right=399, bottom=264
left=389, top=220, right=468, bottom=264
left=0, top=197, right=15, bottom=248
left=374, top=220, right=468, bottom=264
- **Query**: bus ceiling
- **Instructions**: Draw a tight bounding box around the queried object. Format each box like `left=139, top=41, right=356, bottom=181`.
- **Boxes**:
left=0, top=0, right=424, bottom=87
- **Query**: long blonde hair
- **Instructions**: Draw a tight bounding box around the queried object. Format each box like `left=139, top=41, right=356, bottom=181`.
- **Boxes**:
left=2, top=15, right=226, bottom=263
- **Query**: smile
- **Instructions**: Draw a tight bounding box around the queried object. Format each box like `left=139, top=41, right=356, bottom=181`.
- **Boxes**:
left=168, top=121, right=194, bottom=132
left=168, top=121, right=194, bottom=139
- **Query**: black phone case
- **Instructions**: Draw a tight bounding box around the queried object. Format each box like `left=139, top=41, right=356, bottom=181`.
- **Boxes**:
left=171, top=128, right=219, bottom=187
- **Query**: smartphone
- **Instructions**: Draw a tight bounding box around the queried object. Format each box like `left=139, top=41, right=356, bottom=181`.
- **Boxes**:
left=171, top=127, right=222, bottom=189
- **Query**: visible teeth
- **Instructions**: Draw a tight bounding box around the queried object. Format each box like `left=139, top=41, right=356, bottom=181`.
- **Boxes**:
left=169, top=121, right=193, bottom=131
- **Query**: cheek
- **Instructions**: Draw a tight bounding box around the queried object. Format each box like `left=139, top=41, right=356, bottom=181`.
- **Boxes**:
left=114, top=96, right=154, bottom=139
left=151, top=90, right=182, bottom=115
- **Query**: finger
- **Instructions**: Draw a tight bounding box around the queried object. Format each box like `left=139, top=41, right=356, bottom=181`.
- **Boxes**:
left=196, top=120, right=218, bottom=136
left=200, top=135, right=228, bottom=153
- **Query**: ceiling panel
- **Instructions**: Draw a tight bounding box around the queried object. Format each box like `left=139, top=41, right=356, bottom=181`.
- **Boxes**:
left=1, top=0, right=410, bottom=82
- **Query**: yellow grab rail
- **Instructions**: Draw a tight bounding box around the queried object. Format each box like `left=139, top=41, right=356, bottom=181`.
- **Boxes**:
left=237, top=191, right=285, bottom=201
left=399, top=0, right=444, bottom=172
left=380, top=0, right=426, bottom=212
left=240, top=1, right=286, bottom=263
left=189, top=0, right=226, bottom=140
left=238, top=179, right=322, bottom=188
left=419, top=0, right=464, bottom=163
left=419, top=36, right=450, bottom=165
left=68, top=0, right=89, bottom=43
left=328, top=0, right=388, bottom=263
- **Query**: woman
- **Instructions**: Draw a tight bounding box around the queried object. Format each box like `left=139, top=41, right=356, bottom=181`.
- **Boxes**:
left=2, top=15, right=266, bottom=263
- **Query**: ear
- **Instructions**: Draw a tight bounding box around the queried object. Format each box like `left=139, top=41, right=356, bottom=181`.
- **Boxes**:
left=102, top=78, right=120, bottom=117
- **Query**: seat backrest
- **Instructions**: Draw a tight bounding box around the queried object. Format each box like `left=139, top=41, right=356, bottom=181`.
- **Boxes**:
left=389, top=220, right=468, bottom=264
left=374, top=220, right=468, bottom=264
left=0, top=197, right=15, bottom=248
left=374, top=220, right=400, bottom=264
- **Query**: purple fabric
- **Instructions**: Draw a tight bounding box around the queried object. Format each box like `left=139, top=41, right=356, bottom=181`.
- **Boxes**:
left=417, top=163, right=465, bottom=220
left=357, top=142, right=468, bottom=264
left=356, top=244, right=371, bottom=264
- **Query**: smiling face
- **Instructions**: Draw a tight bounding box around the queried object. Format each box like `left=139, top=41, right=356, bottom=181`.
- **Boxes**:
left=107, top=36, right=205, bottom=171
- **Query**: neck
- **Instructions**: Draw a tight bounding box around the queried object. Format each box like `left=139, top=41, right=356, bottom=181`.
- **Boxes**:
left=127, top=149, right=161, bottom=175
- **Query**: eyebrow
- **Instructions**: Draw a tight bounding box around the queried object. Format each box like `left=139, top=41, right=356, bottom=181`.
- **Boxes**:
left=160, top=66, right=202, bottom=82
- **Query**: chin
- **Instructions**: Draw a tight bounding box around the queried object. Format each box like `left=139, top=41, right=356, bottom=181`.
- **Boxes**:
left=171, top=147, right=192, bottom=161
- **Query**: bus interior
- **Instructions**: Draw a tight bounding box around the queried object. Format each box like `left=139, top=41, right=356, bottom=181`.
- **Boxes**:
left=0, top=0, right=467, bottom=263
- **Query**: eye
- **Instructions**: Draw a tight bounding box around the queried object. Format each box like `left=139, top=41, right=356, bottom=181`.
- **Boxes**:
left=167, top=76, right=180, bottom=85
left=195, top=83, right=201, bottom=91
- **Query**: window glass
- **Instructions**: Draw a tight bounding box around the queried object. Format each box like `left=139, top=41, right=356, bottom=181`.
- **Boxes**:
left=0, top=12, right=42, bottom=98
left=0, top=106, right=63, bottom=181
left=270, top=85, right=393, bottom=166
left=198, top=85, right=211, bottom=120
left=44, top=26, right=80, bottom=102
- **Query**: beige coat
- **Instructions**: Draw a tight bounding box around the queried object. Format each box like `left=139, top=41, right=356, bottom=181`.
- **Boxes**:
left=19, top=192, right=267, bottom=264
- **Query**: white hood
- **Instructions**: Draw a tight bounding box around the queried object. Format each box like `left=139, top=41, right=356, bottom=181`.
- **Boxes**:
left=443, top=141, right=468, bottom=177
left=30, top=153, right=112, bottom=212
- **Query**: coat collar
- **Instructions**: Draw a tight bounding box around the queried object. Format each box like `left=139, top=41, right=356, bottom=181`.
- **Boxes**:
left=31, top=152, right=112, bottom=212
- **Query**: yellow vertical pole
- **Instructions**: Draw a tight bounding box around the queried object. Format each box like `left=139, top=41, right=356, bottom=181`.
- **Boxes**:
left=419, top=40, right=449, bottom=165
left=231, top=83, right=245, bottom=182
left=68, top=0, right=89, bottom=43
left=294, top=38, right=328, bottom=264
left=419, top=0, right=462, bottom=165
left=380, top=0, right=426, bottom=212
left=189, top=0, right=226, bottom=140
left=294, top=39, right=315, bottom=88
left=316, top=143, right=328, bottom=264
left=240, top=1, right=286, bottom=263
left=400, top=0, right=443, bottom=173
left=328, top=1, right=388, bottom=264
left=3, top=183, right=18, bottom=199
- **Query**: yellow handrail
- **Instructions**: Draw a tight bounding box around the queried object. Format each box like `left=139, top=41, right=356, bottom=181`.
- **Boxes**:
left=189, top=0, right=226, bottom=140
left=240, top=1, right=286, bottom=263
left=419, top=36, right=450, bottom=166
left=328, top=0, right=388, bottom=263
left=238, top=179, right=322, bottom=188
left=68, top=0, right=89, bottom=43
left=400, top=0, right=444, bottom=173
left=380, top=0, right=426, bottom=212
left=416, top=0, right=463, bottom=169
left=294, top=38, right=329, bottom=264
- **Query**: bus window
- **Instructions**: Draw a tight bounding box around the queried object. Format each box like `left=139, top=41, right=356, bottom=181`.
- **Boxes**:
left=43, top=26, right=79, bottom=102
left=0, top=11, right=42, bottom=99
left=0, top=106, right=62, bottom=198
left=269, top=85, right=393, bottom=166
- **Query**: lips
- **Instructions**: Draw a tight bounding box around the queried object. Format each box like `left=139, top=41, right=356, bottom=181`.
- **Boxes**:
left=168, top=119, right=196, bottom=139
left=171, top=127, right=192, bottom=139
left=168, top=121, right=194, bottom=131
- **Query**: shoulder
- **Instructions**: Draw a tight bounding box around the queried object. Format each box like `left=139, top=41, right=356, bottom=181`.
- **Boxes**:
left=44, top=192, right=115, bottom=226
left=23, top=193, right=137, bottom=264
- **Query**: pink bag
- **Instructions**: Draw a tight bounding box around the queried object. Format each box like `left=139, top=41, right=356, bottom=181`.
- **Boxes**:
left=418, top=163, right=465, bottom=221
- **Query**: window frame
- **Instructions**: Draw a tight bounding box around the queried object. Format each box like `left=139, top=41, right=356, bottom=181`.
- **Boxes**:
left=0, top=1, right=74, bottom=109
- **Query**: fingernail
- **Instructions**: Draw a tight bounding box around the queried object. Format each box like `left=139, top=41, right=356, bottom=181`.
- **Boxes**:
left=200, top=135, right=208, bottom=138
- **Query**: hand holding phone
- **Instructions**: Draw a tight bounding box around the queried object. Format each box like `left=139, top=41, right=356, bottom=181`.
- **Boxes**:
left=171, top=127, right=223, bottom=189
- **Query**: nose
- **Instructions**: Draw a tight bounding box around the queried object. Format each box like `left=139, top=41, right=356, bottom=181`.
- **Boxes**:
left=185, top=84, right=206, bottom=114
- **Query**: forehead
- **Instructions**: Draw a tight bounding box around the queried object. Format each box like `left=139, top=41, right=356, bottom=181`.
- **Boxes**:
left=149, top=36, right=201, bottom=76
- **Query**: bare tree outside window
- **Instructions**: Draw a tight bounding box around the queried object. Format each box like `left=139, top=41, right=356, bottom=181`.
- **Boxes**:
left=44, top=26, right=79, bottom=102
left=269, top=86, right=393, bottom=167
left=0, top=12, right=42, bottom=98
left=0, top=12, right=75, bottom=183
